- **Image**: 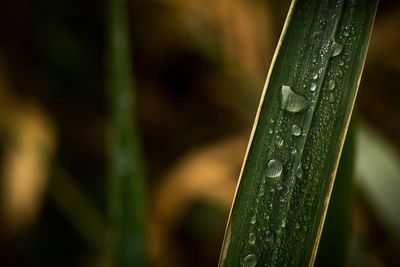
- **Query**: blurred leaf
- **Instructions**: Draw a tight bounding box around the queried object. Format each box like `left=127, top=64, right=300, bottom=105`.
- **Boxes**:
left=107, top=0, right=147, bottom=266
left=219, top=0, right=378, bottom=266
left=356, top=123, right=400, bottom=239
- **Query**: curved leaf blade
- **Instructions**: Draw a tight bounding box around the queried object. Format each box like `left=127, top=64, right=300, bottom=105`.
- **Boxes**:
left=219, top=0, right=378, bottom=266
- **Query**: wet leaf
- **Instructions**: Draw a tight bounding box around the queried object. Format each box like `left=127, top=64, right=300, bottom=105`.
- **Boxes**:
left=219, top=0, right=378, bottom=266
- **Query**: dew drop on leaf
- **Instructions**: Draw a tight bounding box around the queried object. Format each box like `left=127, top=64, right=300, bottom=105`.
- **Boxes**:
left=250, top=215, right=257, bottom=224
left=248, top=233, right=256, bottom=245
left=276, top=135, right=284, bottom=147
left=291, top=124, right=302, bottom=136
left=269, top=187, right=275, bottom=193
left=329, top=93, right=335, bottom=103
left=310, top=82, right=317, bottom=92
left=266, top=159, right=283, bottom=178
left=295, top=164, right=303, bottom=178
left=277, top=183, right=283, bottom=190
left=241, top=254, right=258, bottom=267
left=328, top=80, right=335, bottom=90
left=280, top=85, right=309, bottom=113
left=330, top=41, right=343, bottom=57
left=259, top=185, right=265, bottom=196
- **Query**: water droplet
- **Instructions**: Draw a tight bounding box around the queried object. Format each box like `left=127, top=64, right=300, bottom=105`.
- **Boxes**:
left=280, top=85, right=309, bottom=113
left=241, top=254, right=258, bottom=267
left=248, top=233, right=256, bottom=245
left=276, top=135, right=284, bottom=147
left=344, top=31, right=349, bottom=37
left=295, top=223, right=300, bottom=229
left=310, top=82, right=317, bottom=92
left=251, top=215, right=257, bottom=224
left=270, top=118, right=275, bottom=123
left=329, top=93, right=335, bottom=103
left=328, top=80, right=335, bottom=90
left=266, top=159, right=283, bottom=178
left=291, top=146, right=297, bottom=154
left=259, top=189, right=265, bottom=197
left=291, top=124, right=302, bottom=136
left=295, top=164, right=303, bottom=178
left=281, top=218, right=286, bottom=228
left=330, top=41, right=343, bottom=57
left=277, top=183, right=283, bottom=190
left=268, top=128, right=273, bottom=134
left=269, top=187, right=275, bottom=193
left=312, top=73, right=318, bottom=80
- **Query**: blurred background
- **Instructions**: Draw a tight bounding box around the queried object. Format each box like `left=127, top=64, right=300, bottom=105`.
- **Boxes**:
left=0, top=0, right=399, bottom=266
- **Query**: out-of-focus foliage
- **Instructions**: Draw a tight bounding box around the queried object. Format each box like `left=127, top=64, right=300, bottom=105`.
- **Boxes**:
left=107, top=0, right=148, bottom=266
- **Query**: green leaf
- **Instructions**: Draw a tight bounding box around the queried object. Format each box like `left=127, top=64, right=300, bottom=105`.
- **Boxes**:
left=219, top=0, right=378, bottom=266
left=356, top=122, right=400, bottom=239
left=107, top=0, right=147, bottom=266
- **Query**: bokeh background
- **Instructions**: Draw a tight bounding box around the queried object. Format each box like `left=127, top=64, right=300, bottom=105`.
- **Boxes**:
left=0, top=0, right=399, bottom=266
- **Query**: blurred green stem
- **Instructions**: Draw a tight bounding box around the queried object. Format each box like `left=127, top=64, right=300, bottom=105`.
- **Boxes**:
left=107, top=0, right=147, bottom=266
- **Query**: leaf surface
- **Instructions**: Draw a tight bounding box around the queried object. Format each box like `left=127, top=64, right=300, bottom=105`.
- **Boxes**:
left=219, top=0, right=378, bottom=266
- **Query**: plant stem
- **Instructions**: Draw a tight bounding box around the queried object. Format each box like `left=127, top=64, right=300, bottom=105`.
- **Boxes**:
left=107, top=0, right=147, bottom=266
